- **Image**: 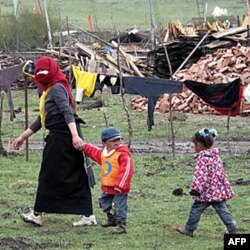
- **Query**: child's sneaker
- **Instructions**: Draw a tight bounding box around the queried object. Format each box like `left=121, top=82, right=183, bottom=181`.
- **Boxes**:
left=21, top=209, right=43, bottom=226
left=72, top=215, right=97, bottom=227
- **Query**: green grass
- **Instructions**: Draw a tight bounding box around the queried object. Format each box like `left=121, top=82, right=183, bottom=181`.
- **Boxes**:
left=2, top=88, right=250, bottom=147
left=0, top=87, right=250, bottom=249
left=0, top=152, right=249, bottom=250
left=1, top=0, right=248, bottom=31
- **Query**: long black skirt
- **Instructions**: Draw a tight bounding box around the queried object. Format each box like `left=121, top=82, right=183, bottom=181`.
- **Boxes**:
left=34, top=131, right=93, bottom=215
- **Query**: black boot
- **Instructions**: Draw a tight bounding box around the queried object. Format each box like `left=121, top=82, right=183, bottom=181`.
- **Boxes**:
left=176, top=227, right=194, bottom=237
left=229, top=228, right=237, bottom=234
left=112, top=219, right=127, bottom=234
left=101, top=213, right=117, bottom=227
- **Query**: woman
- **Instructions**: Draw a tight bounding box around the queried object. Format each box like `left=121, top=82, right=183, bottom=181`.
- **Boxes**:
left=12, top=56, right=96, bottom=227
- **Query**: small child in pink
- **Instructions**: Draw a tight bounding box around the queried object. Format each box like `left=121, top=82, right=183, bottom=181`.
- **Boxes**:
left=177, top=128, right=236, bottom=237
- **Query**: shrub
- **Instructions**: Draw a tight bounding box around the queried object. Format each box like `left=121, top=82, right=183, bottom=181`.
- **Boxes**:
left=0, top=9, right=61, bottom=51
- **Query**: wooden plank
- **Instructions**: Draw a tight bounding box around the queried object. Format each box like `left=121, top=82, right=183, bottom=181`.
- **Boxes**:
left=111, top=41, right=144, bottom=77
left=205, top=40, right=232, bottom=49
left=75, top=42, right=95, bottom=57
left=211, top=27, right=246, bottom=39
left=75, top=42, right=119, bottom=74
left=223, top=35, right=247, bottom=42
left=105, top=53, right=133, bottom=74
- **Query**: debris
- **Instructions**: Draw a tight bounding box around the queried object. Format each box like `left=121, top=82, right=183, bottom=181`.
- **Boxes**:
left=172, top=188, right=184, bottom=196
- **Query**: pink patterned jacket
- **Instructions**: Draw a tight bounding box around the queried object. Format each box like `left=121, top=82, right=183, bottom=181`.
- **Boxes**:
left=191, top=148, right=234, bottom=202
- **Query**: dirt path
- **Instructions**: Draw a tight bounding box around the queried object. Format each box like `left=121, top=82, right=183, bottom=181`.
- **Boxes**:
left=5, top=139, right=250, bottom=155
left=129, top=139, right=250, bottom=155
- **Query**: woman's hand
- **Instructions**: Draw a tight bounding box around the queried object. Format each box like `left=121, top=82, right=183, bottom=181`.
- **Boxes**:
left=72, top=134, right=84, bottom=151
left=68, top=122, right=85, bottom=150
left=12, top=128, right=33, bottom=150
left=12, top=136, right=25, bottom=150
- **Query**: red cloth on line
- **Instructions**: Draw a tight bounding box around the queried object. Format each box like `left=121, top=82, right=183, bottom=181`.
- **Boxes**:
left=213, top=85, right=244, bottom=116
left=184, top=78, right=242, bottom=116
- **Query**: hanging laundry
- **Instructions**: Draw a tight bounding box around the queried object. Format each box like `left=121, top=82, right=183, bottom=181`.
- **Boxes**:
left=72, top=66, right=97, bottom=103
left=243, top=84, right=250, bottom=102
left=123, top=76, right=183, bottom=131
left=72, top=66, right=121, bottom=103
left=184, top=78, right=243, bottom=116
left=97, top=74, right=120, bottom=93
left=0, top=63, right=25, bottom=121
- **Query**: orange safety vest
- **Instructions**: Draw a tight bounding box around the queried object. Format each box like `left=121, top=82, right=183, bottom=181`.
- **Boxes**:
left=101, top=151, right=121, bottom=186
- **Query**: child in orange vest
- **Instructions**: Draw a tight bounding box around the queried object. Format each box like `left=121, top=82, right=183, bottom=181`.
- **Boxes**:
left=81, top=127, right=134, bottom=234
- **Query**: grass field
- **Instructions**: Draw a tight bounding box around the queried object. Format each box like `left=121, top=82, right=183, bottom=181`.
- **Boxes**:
left=1, top=88, right=250, bottom=145
left=0, top=1, right=250, bottom=247
left=0, top=87, right=250, bottom=249
left=0, top=149, right=249, bottom=249
left=0, top=0, right=249, bottom=31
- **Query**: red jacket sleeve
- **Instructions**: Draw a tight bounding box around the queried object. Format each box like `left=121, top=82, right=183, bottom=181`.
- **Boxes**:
left=83, top=143, right=102, bottom=165
left=114, top=152, right=134, bottom=193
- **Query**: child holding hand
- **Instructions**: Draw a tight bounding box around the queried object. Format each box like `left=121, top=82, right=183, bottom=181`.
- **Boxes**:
left=78, top=127, right=134, bottom=234
left=177, top=128, right=236, bottom=237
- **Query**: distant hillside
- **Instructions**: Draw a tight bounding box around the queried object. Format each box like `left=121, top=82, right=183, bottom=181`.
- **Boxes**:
left=0, top=0, right=248, bottom=31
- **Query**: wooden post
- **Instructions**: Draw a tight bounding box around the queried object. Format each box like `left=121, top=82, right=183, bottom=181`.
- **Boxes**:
left=247, top=25, right=250, bottom=46
left=226, top=109, right=232, bottom=154
left=147, top=0, right=156, bottom=50
left=24, top=80, right=29, bottom=161
left=0, top=91, right=7, bottom=156
left=163, top=45, right=175, bottom=159
left=246, top=0, right=250, bottom=10
left=109, top=3, right=116, bottom=32
left=237, top=15, right=240, bottom=27
left=43, top=0, right=53, bottom=49
left=117, top=33, right=133, bottom=148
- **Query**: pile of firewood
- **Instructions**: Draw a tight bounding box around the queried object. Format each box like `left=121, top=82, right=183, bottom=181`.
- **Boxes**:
left=149, top=26, right=249, bottom=78
left=132, top=44, right=250, bottom=115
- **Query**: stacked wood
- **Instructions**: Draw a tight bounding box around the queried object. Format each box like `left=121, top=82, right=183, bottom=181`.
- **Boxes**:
left=71, top=40, right=153, bottom=77
left=164, top=20, right=197, bottom=43
left=206, top=20, right=231, bottom=31
left=29, top=39, right=154, bottom=88
left=149, top=27, right=249, bottom=78
left=132, top=44, right=250, bottom=115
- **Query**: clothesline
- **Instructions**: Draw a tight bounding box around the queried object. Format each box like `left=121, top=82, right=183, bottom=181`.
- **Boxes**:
left=72, top=66, right=242, bottom=131
left=1, top=62, right=243, bottom=132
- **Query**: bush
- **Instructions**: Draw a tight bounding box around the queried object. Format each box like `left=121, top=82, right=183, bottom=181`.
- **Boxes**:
left=0, top=9, right=61, bottom=51
left=0, top=15, right=16, bottom=51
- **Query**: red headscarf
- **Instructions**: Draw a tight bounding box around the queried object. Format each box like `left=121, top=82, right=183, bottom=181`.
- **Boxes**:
left=34, top=56, right=75, bottom=109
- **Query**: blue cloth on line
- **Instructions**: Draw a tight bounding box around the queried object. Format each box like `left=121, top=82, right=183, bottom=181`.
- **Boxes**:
left=123, top=76, right=183, bottom=131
